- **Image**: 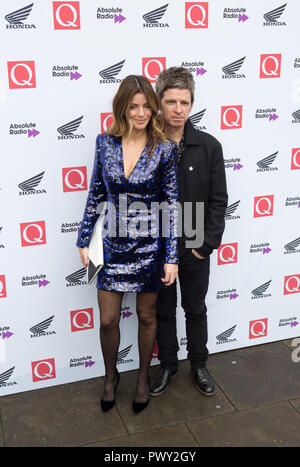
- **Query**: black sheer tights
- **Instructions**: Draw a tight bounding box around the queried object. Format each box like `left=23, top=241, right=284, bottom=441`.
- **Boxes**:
left=97, top=289, right=158, bottom=403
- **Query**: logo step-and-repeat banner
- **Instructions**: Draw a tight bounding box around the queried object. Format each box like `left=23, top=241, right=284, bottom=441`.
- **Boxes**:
left=0, top=0, right=299, bottom=395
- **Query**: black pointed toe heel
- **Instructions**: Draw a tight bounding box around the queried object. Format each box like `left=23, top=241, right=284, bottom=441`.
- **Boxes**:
left=100, top=370, right=120, bottom=412
left=132, top=398, right=149, bottom=414
left=132, top=376, right=150, bottom=414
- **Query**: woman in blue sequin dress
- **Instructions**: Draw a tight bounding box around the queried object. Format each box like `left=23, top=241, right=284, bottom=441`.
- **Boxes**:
left=77, top=75, right=179, bottom=412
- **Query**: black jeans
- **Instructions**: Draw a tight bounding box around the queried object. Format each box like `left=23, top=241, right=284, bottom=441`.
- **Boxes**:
left=157, top=251, right=210, bottom=371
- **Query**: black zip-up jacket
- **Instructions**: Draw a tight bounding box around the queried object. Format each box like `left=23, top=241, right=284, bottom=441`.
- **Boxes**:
left=179, top=119, right=228, bottom=257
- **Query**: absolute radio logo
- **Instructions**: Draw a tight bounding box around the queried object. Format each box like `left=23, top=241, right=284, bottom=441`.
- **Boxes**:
left=99, top=60, right=125, bottom=84
left=21, top=273, right=50, bottom=288
left=189, top=109, right=206, bottom=131
left=142, top=57, right=166, bottom=83
left=5, top=3, right=36, bottom=29
left=285, top=195, right=300, bottom=208
left=69, top=355, right=95, bottom=369
left=101, top=113, right=113, bottom=133
left=253, top=195, right=274, bottom=218
left=20, top=221, right=46, bottom=247
left=181, top=60, right=207, bottom=77
left=70, top=308, right=94, bottom=332
left=217, top=243, right=238, bottom=265
left=294, top=58, right=300, bottom=69
left=249, top=242, right=271, bottom=255
left=53, top=1, right=80, bottom=29
left=249, top=319, right=268, bottom=339
left=0, top=326, right=13, bottom=341
left=222, top=57, right=246, bottom=79
left=9, top=122, right=40, bottom=138
left=284, top=274, right=300, bottom=295
left=224, top=157, right=243, bottom=171
left=291, top=149, right=300, bottom=170
left=52, top=65, right=82, bottom=80
left=62, top=167, right=87, bottom=192
left=263, top=3, right=287, bottom=26
left=256, top=152, right=278, bottom=172
left=259, top=54, right=281, bottom=78
left=32, top=358, right=56, bottom=382
left=61, top=220, right=81, bottom=234
left=142, top=4, right=169, bottom=28
left=0, top=275, right=7, bottom=299
left=18, top=171, right=46, bottom=196
left=122, top=305, right=133, bottom=319
left=57, top=116, right=84, bottom=140
left=223, top=7, right=249, bottom=22
left=278, top=316, right=299, bottom=328
left=185, top=2, right=208, bottom=28
left=216, top=288, right=239, bottom=301
left=7, top=61, right=36, bottom=89
left=221, top=106, right=243, bottom=129
left=96, top=6, right=126, bottom=23
left=255, top=108, right=279, bottom=122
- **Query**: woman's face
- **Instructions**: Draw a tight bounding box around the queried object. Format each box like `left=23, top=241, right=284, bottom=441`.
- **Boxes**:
left=127, top=92, right=152, bottom=132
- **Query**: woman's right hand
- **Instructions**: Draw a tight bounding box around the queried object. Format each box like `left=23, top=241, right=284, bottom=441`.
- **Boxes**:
left=78, top=247, right=89, bottom=269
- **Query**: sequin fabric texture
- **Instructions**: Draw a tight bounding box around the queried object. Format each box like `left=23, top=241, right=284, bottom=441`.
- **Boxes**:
left=76, top=134, right=179, bottom=292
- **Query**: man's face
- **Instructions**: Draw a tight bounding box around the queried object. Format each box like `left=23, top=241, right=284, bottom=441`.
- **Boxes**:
left=160, top=88, right=193, bottom=129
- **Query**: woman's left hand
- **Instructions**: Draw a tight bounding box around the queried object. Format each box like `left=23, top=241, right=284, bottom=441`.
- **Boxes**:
left=161, top=263, right=178, bottom=286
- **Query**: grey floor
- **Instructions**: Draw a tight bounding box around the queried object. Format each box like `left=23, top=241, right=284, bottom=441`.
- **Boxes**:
left=0, top=339, right=299, bottom=447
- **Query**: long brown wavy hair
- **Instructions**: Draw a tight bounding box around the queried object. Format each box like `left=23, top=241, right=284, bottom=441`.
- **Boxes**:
left=106, top=75, right=166, bottom=150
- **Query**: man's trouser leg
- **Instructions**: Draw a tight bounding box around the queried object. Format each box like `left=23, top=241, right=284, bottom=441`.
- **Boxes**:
left=156, top=281, right=179, bottom=372
left=178, top=252, right=210, bottom=370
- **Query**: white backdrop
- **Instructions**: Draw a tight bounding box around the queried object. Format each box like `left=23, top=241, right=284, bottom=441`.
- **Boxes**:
left=0, top=0, right=299, bottom=395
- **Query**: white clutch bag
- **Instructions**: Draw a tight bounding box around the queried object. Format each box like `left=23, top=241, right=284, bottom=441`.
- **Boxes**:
left=87, top=209, right=106, bottom=284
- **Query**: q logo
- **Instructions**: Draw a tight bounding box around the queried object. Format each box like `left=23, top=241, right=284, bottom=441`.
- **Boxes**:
left=254, top=195, right=274, bottom=218
left=20, top=221, right=46, bottom=247
left=53, top=1, right=81, bottom=30
left=101, top=113, right=113, bottom=133
left=0, top=275, right=7, bottom=299
left=70, top=308, right=94, bottom=332
left=62, top=167, right=87, bottom=192
left=221, top=105, right=243, bottom=129
left=249, top=318, right=268, bottom=339
left=31, top=358, right=56, bottom=382
left=259, top=54, right=281, bottom=78
left=7, top=61, right=36, bottom=89
left=142, top=57, right=166, bottom=83
left=284, top=274, right=300, bottom=295
left=185, top=2, right=208, bottom=28
left=291, top=148, right=300, bottom=170
left=217, top=243, right=238, bottom=265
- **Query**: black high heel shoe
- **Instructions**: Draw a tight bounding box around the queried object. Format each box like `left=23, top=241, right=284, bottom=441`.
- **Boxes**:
left=132, top=377, right=150, bottom=414
left=100, top=370, right=120, bottom=412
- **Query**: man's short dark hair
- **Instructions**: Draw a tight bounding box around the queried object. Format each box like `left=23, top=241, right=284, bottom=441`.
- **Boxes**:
left=155, top=67, right=195, bottom=104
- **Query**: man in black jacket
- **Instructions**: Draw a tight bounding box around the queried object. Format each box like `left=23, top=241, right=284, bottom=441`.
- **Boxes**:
left=150, top=67, right=228, bottom=397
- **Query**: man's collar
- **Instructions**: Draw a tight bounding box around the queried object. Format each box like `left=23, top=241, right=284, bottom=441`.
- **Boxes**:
left=183, top=118, right=202, bottom=146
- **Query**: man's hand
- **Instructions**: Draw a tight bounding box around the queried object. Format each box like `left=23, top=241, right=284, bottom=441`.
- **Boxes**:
left=78, top=247, right=89, bottom=268
left=191, top=249, right=206, bottom=260
left=161, top=263, right=178, bottom=286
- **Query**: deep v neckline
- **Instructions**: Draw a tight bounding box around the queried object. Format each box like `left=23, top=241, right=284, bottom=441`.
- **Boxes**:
left=121, top=138, right=148, bottom=181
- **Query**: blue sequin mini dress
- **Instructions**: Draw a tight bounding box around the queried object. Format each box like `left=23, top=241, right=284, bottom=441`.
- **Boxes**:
left=76, top=134, right=179, bottom=292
